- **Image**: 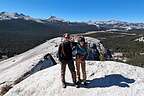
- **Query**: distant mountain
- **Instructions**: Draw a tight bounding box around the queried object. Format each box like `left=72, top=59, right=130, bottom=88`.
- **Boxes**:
left=87, top=20, right=144, bottom=31
left=46, top=16, right=65, bottom=22
left=0, top=12, right=44, bottom=23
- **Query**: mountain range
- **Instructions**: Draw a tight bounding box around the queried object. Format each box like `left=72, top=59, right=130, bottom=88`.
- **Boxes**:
left=0, top=12, right=99, bottom=34
left=1, top=12, right=144, bottom=32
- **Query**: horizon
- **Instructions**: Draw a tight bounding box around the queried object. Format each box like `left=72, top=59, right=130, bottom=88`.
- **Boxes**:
left=0, top=0, right=144, bottom=23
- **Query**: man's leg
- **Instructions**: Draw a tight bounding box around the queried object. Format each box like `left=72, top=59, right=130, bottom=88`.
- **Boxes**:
left=67, top=60, right=77, bottom=84
left=61, top=61, right=67, bottom=88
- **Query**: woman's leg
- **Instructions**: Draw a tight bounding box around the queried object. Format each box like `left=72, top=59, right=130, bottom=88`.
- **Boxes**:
left=81, top=60, right=86, bottom=82
left=75, top=59, right=81, bottom=81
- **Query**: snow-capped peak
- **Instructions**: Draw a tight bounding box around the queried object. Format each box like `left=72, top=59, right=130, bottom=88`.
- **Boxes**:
left=0, top=12, right=31, bottom=20
left=0, top=12, right=44, bottom=23
left=47, top=16, right=64, bottom=22
left=92, top=20, right=128, bottom=25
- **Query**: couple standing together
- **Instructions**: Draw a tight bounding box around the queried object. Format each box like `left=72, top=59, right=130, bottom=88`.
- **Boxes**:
left=58, top=33, right=88, bottom=88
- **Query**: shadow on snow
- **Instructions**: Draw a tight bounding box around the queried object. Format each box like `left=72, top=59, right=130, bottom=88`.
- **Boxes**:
left=81, top=74, right=135, bottom=88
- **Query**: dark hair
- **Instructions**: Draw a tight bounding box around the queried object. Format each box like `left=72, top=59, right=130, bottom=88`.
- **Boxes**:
left=79, top=37, right=85, bottom=42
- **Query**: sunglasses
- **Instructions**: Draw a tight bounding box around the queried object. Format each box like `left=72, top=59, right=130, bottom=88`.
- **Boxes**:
left=65, top=37, right=70, bottom=39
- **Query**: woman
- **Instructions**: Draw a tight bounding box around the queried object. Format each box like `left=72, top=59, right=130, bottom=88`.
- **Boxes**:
left=75, top=37, right=88, bottom=87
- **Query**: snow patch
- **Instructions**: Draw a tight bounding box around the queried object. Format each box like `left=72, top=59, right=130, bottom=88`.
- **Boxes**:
left=135, top=37, right=144, bottom=42
left=4, top=61, right=144, bottom=96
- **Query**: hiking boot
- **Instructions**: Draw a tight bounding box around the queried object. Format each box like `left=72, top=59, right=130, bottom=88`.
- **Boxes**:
left=73, top=82, right=80, bottom=88
left=75, top=84, right=80, bottom=88
left=75, top=81, right=81, bottom=88
left=83, top=82, right=88, bottom=86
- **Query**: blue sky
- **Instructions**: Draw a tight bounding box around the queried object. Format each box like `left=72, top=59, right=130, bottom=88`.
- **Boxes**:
left=0, top=0, right=144, bottom=22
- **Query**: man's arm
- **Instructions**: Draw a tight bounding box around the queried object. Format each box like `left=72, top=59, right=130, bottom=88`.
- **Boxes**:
left=58, top=43, right=62, bottom=61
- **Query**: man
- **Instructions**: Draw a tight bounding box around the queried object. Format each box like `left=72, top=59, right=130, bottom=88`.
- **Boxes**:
left=58, top=33, right=77, bottom=88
